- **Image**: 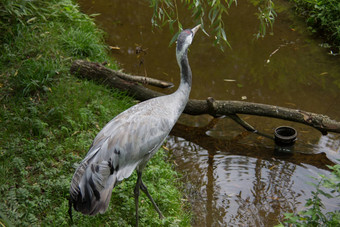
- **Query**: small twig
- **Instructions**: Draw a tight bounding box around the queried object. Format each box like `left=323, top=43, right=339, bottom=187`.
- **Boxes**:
left=228, top=114, right=256, bottom=132
left=228, top=114, right=274, bottom=140
left=114, top=70, right=174, bottom=88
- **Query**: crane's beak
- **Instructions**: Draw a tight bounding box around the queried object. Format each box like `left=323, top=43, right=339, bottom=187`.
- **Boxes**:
left=191, top=24, right=201, bottom=36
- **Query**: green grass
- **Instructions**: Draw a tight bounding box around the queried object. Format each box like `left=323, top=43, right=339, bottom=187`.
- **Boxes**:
left=0, top=0, right=191, bottom=226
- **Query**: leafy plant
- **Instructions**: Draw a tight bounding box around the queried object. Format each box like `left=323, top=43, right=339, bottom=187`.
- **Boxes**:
left=276, top=164, right=340, bottom=226
left=290, top=0, right=340, bottom=51
left=148, top=0, right=276, bottom=49
left=254, top=0, right=277, bottom=39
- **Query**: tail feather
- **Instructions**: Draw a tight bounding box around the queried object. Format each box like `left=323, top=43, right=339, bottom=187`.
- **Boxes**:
left=69, top=148, right=118, bottom=216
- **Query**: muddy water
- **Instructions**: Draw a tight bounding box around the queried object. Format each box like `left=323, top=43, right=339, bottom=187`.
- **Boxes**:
left=78, top=0, right=340, bottom=226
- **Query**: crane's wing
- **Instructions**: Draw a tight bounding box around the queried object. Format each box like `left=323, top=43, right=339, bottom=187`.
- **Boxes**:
left=69, top=97, right=176, bottom=215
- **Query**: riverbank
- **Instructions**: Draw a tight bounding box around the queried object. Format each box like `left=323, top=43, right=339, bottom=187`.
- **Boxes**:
left=0, top=0, right=190, bottom=226
left=290, top=0, right=340, bottom=52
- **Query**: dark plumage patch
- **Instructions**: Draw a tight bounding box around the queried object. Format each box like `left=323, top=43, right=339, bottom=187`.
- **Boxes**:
left=180, top=57, right=191, bottom=84
left=114, top=149, right=120, bottom=155
left=108, top=160, right=119, bottom=175
left=91, top=164, right=100, bottom=173
left=89, top=176, right=100, bottom=200
left=177, top=41, right=183, bottom=53
left=108, top=161, right=114, bottom=175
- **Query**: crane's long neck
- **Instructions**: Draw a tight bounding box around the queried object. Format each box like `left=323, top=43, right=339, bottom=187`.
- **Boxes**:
left=167, top=47, right=192, bottom=119
left=175, top=48, right=192, bottom=100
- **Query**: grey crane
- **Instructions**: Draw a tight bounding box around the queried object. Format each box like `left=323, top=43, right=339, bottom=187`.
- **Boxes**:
left=68, top=24, right=201, bottom=225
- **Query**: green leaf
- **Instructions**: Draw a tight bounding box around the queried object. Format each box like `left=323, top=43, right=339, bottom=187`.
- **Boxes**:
left=169, top=30, right=180, bottom=47
left=317, top=189, right=333, bottom=199
left=221, top=27, right=227, bottom=41
left=64, top=6, right=71, bottom=12
left=209, top=7, right=219, bottom=24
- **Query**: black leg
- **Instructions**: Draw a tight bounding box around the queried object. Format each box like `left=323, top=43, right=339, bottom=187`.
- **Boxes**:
left=140, top=180, right=164, bottom=219
left=134, top=171, right=165, bottom=226
left=134, top=171, right=143, bottom=227
left=68, top=196, right=73, bottom=224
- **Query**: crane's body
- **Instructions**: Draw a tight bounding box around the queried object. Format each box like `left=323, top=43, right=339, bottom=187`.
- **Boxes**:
left=69, top=25, right=200, bottom=224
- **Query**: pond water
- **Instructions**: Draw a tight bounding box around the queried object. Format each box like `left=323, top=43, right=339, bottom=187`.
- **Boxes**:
left=78, top=0, right=340, bottom=225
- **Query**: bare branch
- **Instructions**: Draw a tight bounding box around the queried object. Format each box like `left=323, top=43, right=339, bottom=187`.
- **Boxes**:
left=114, top=70, right=174, bottom=88
left=73, top=60, right=173, bottom=89
left=70, top=60, right=340, bottom=135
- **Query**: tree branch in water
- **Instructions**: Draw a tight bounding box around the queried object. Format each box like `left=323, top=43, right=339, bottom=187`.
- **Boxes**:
left=70, top=60, right=340, bottom=135
left=170, top=121, right=335, bottom=170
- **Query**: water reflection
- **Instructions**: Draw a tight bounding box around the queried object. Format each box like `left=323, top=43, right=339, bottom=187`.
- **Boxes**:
left=227, top=157, right=299, bottom=226
left=168, top=119, right=338, bottom=226
left=167, top=133, right=337, bottom=226
left=171, top=119, right=335, bottom=168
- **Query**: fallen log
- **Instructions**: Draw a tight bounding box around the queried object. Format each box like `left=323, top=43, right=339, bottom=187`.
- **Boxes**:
left=70, top=60, right=340, bottom=135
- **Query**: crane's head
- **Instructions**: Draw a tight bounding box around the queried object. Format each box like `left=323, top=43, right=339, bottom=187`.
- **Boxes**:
left=176, top=24, right=201, bottom=59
